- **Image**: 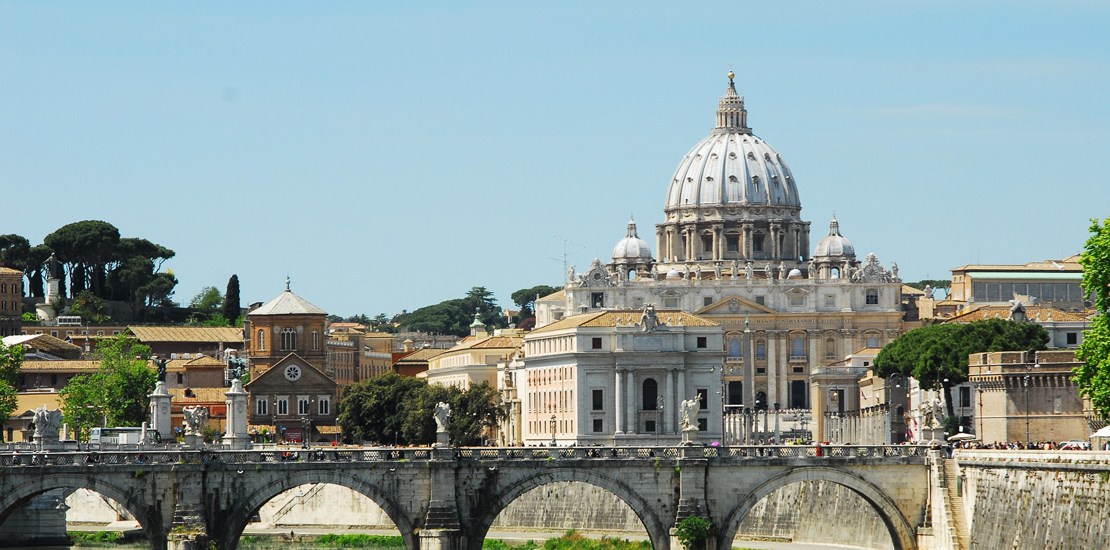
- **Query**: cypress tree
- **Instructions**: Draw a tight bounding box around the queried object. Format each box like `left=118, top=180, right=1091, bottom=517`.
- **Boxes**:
left=222, top=274, right=241, bottom=325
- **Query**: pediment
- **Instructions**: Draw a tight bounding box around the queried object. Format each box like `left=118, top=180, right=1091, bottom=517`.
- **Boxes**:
left=245, top=353, right=336, bottom=390
left=696, top=295, right=776, bottom=316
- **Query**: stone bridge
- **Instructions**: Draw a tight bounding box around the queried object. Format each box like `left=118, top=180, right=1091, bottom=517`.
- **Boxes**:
left=0, top=445, right=930, bottom=550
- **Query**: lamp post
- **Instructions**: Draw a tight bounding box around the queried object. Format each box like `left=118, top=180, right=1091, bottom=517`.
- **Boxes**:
left=976, top=384, right=985, bottom=439
left=1023, top=374, right=1031, bottom=445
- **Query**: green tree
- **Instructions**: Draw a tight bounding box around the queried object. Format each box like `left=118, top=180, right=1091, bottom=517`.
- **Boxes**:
left=222, top=274, right=241, bottom=324
left=69, top=290, right=109, bottom=323
left=59, top=335, right=157, bottom=440
left=396, top=286, right=506, bottom=337
left=189, top=286, right=224, bottom=321
left=0, top=342, right=25, bottom=442
left=874, top=318, right=1049, bottom=419
left=674, top=517, right=712, bottom=550
left=905, top=279, right=951, bottom=293
left=448, top=381, right=505, bottom=446
left=1076, top=217, right=1110, bottom=416
left=511, top=284, right=561, bottom=319
left=338, top=373, right=427, bottom=444
left=44, top=220, right=121, bottom=298
left=0, top=234, right=31, bottom=271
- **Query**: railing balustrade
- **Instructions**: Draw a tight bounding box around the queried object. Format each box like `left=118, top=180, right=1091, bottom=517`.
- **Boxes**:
left=0, top=444, right=928, bottom=467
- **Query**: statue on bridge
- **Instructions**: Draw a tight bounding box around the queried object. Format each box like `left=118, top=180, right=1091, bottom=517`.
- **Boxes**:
left=182, top=406, right=210, bottom=436
left=680, top=395, right=701, bottom=430
left=434, top=402, right=452, bottom=448
left=32, top=406, right=64, bottom=441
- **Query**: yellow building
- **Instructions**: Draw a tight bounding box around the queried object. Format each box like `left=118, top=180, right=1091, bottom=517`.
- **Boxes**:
left=421, top=318, right=523, bottom=390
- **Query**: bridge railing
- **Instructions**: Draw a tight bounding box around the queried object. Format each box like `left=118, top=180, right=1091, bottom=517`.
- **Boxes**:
left=0, top=444, right=927, bottom=467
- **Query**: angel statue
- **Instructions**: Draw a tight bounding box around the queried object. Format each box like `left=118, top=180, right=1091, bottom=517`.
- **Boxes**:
left=679, top=394, right=702, bottom=430
left=434, top=402, right=452, bottom=433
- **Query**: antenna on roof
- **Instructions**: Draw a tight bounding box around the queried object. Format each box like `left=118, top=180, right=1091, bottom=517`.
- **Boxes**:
left=551, top=235, right=586, bottom=283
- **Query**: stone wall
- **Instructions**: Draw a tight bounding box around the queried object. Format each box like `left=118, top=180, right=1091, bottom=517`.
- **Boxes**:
left=957, top=450, right=1110, bottom=550
left=735, top=480, right=894, bottom=549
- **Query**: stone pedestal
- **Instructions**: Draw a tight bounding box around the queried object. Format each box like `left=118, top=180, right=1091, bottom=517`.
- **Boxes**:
left=419, top=529, right=463, bottom=550
left=435, top=429, right=450, bottom=448
left=680, top=426, right=699, bottom=446
left=222, top=379, right=252, bottom=450
left=183, top=433, right=202, bottom=448
left=149, top=382, right=173, bottom=442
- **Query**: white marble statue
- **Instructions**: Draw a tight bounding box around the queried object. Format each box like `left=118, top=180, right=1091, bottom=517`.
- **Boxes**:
left=182, top=406, right=210, bottom=436
left=33, top=406, right=64, bottom=439
left=679, top=394, right=701, bottom=430
left=434, top=402, right=452, bottom=433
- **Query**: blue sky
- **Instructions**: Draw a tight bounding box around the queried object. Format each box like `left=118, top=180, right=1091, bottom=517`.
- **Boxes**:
left=2, top=2, right=1107, bottom=318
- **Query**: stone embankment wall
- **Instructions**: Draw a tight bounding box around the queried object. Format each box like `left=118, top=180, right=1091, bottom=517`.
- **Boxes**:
left=956, top=450, right=1110, bottom=550
left=735, top=480, right=893, bottom=549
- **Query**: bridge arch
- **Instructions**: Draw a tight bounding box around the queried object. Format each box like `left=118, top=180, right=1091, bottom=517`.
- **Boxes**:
left=718, top=467, right=916, bottom=550
left=0, top=473, right=162, bottom=548
left=470, top=467, right=671, bottom=550
left=216, top=469, right=419, bottom=550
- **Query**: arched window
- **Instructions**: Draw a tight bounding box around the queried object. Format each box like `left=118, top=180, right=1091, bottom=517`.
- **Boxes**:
left=311, top=330, right=319, bottom=350
left=642, top=378, right=658, bottom=410
left=729, top=338, right=741, bottom=358
left=825, top=338, right=836, bottom=359
left=831, top=267, right=840, bottom=279
left=281, top=328, right=297, bottom=351
left=756, top=339, right=766, bottom=359
left=257, top=329, right=266, bottom=350
left=754, top=391, right=768, bottom=411
left=791, top=337, right=805, bottom=357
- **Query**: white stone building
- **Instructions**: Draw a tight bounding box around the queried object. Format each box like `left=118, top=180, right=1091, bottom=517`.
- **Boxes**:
left=505, top=308, right=724, bottom=446
left=536, top=74, right=905, bottom=415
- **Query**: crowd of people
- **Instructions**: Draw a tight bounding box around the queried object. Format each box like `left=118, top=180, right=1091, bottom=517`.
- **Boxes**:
left=951, top=440, right=1107, bottom=451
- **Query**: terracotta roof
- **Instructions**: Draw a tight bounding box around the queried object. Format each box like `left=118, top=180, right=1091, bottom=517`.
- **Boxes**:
left=364, top=332, right=397, bottom=339
left=536, top=289, right=566, bottom=302
left=0, top=267, right=23, bottom=275
left=394, top=348, right=446, bottom=363
left=451, top=336, right=523, bottom=351
left=128, top=326, right=243, bottom=343
left=951, top=258, right=1082, bottom=273
left=329, top=322, right=367, bottom=330
left=531, top=310, right=718, bottom=334
left=169, top=387, right=228, bottom=403
left=3, top=334, right=82, bottom=355
left=20, top=360, right=102, bottom=372
left=249, top=290, right=326, bottom=315
left=901, top=285, right=925, bottom=296
left=185, top=355, right=226, bottom=368
left=945, top=306, right=1089, bottom=323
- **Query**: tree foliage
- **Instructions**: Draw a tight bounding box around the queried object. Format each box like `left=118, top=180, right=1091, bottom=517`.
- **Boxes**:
left=394, top=286, right=505, bottom=337
left=511, top=284, right=561, bottom=318
left=905, top=279, right=951, bottom=292
left=59, top=335, right=157, bottom=440
left=0, top=342, right=24, bottom=442
left=338, top=374, right=505, bottom=446
left=222, top=274, right=241, bottom=324
left=1076, top=217, right=1110, bottom=416
left=874, top=319, right=1048, bottom=418
left=188, top=286, right=224, bottom=324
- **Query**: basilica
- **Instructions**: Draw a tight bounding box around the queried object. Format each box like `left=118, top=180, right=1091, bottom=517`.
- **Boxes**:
left=534, top=74, right=905, bottom=424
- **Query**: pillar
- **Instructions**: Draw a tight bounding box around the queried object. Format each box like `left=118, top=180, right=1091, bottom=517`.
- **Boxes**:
left=626, top=370, right=636, bottom=433
left=766, top=332, right=778, bottom=409
left=614, top=369, right=625, bottom=434
left=222, top=379, right=251, bottom=450
left=662, top=369, right=673, bottom=435
left=149, top=381, right=173, bottom=442
left=422, top=449, right=464, bottom=550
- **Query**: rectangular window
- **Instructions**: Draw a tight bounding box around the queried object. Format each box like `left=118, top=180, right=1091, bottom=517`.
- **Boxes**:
left=866, top=290, right=879, bottom=305
left=756, top=341, right=766, bottom=358
left=277, top=397, right=289, bottom=416
left=753, top=235, right=764, bottom=252
left=697, top=336, right=708, bottom=349
left=593, top=419, right=603, bottom=433
left=645, top=420, right=656, bottom=433
left=319, top=396, right=330, bottom=416
left=727, top=235, right=739, bottom=253
left=256, top=399, right=269, bottom=416
left=701, top=235, right=713, bottom=254
left=591, top=292, right=604, bottom=308
left=592, top=389, right=603, bottom=411
left=176, top=373, right=184, bottom=384
left=960, top=387, right=971, bottom=408
left=592, top=337, right=602, bottom=349
left=664, top=297, right=679, bottom=308
left=698, top=390, right=708, bottom=410
left=1066, top=332, right=1078, bottom=345
left=698, top=418, right=708, bottom=431
left=789, top=294, right=805, bottom=306
left=755, top=296, right=765, bottom=306
left=704, top=296, right=713, bottom=307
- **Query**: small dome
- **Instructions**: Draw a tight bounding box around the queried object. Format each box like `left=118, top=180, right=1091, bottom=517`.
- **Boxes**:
left=787, top=268, right=803, bottom=279
left=815, top=217, right=855, bottom=258
left=612, top=218, right=653, bottom=263
left=666, top=269, right=682, bottom=281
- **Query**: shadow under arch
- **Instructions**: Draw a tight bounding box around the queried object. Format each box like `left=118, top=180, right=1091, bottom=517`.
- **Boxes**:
left=470, top=467, right=671, bottom=550
left=216, top=470, right=418, bottom=550
left=718, top=467, right=916, bottom=550
left=0, top=474, right=162, bottom=549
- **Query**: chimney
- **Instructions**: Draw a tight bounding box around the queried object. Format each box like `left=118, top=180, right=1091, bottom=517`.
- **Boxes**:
left=403, top=339, right=414, bottom=353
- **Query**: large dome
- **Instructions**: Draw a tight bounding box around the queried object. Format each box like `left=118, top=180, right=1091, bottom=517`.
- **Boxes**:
left=664, top=79, right=800, bottom=211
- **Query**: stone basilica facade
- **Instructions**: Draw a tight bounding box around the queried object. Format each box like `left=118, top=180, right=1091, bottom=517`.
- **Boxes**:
left=536, top=74, right=905, bottom=413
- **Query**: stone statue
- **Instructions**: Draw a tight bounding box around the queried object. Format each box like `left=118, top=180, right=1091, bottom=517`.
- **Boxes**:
left=923, top=284, right=933, bottom=299
left=679, top=395, right=701, bottom=430
left=731, top=259, right=739, bottom=280
left=891, top=262, right=899, bottom=280
left=764, top=263, right=773, bottom=279
left=46, top=253, right=59, bottom=279
left=182, top=406, right=209, bottom=436
left=808, top=258, right=817, bottom=279
left=650, top=264, right=659, bottom=279
left=640, top=304, right=663, bottom=332
left=153, top=355, right=168, bottom=383
left=778, top=262, right=787, bottom=280
left=745, top=261, right=753, bottom=280
left=713, top=262, right=722, bottom=279
left=567, top=265, right=576, bottom=283
left=683, top=265, right=691, bottom=280
left=434, top=402, right=451, bottom=433
left=617, top=265, right=627, bottom=282
left=32, top=406, right=63, bottom=440
left=694, top=264, right=702, bottom=282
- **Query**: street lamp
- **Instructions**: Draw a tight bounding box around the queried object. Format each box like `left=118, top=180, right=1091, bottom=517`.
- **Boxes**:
left=976, top=384, right=985, bottom=439
left=1023, top=374, right=1031, bottom=445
